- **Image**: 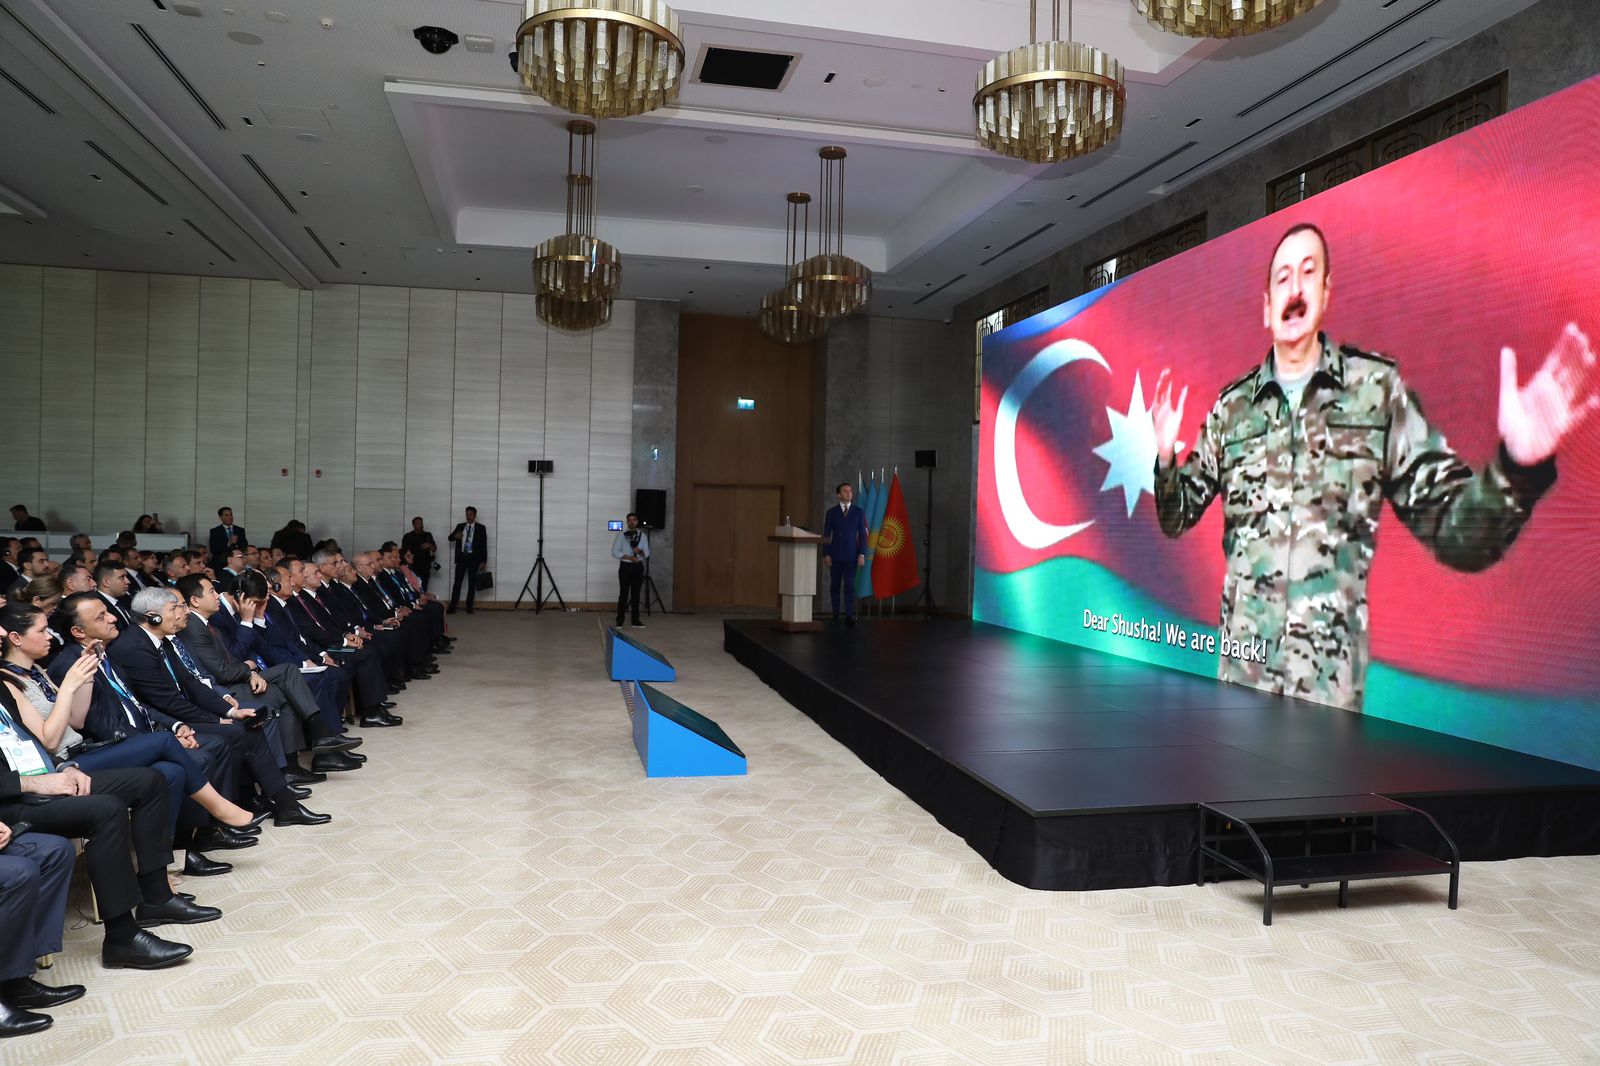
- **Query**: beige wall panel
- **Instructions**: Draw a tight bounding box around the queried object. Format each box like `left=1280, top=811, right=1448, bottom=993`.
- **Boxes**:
left=39, top=269, right=97, bottom=530
left=403, top=289, right=455, bottom=569
left=0, top=266, right=43, bottom=518
left=355, top=286, right=410, bottom=492
left=307, top=286, right=359, bottom=549
left=494, top=294, right=546, bottom=604
left=195, top=277, right=250, bottom=535
left=449, top=292, right=502, bottom=598
left=245, top=281, right=300, bottom=535
left=294, top=292, right=314, bottom=522
left=586, top=302, right=635, bottom=600
left=541, top=325, right=593, bottom=602
left=144, top=274, right=200, bottom=538
left=91, top=272, right=149, bottom=531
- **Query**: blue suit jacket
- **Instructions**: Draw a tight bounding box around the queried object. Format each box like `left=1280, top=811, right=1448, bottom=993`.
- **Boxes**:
left=822, top=503, right=869, bottom=562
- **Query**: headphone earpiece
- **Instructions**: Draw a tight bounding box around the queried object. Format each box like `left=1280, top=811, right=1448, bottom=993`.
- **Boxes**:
left=145, top=613, right=163, bottom=626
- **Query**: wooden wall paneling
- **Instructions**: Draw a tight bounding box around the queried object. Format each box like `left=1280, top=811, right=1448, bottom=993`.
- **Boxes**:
left=0, top=266, right=43, bottom=518
left=449, top=292, right=502, bottom=598
left=782, top=335, right=816, bottom=531
left=586, top=303, right=635, bottom=600
left=542, top=326, right=593, bottom=601
left=404, top=289, right=456, bottom=571
left=352, top=286, right=410, bottom=552
left=92, top=272, right=148, bottom=532
left=293, top=292, right=314, bottom=523
left=306, top=286, right=359, bottom=549
left=195, top=278, right=250, bottom=536
left=39, top=269, right=97, bottom=531
left=245, top=281, right=300, bottom=536
left=494, top=294, right=546, bottom=604
left=144, top=275, right=200, bottom=538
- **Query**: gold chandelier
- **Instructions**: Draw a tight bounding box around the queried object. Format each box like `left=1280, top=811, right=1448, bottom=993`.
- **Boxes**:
left=1132, top=0, right=1326, bottom=38
left=758, top=193, right=828, bottom=345
left=790, top=147, right=871, bottom=319
left=974, top=0, right=1125, bottom=164
left=537, top=292, right=613, bottom=332
left=516, top=0, right=685, bottom=118
left=533, top=120, right=621, bottom=304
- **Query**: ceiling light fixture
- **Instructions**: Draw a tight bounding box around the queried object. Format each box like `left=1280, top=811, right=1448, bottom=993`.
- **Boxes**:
left=974, top=0, right=1125, bottom=163
left=515, top=0, right=684, bottom=118
left=533, top=119, right=621, bottom=312
left=1132, top=0, right=1325, bottom=37
left=758, top=192, right=827, bottom=345
left=537, top=292, right=612, bottom=332
left=790, top=147, right=871, bottom=319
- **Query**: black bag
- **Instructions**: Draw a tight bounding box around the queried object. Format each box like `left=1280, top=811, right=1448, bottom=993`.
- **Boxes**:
left=474, top=570, right=494, bottom=591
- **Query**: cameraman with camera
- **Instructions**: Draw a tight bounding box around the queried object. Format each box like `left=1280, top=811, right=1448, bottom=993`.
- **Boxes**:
left=612, top=513, right=650, bottom=629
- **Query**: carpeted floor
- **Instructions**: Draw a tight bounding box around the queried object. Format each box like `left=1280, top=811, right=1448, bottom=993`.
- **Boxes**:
left=12, top=612, right=1600, bottom=1065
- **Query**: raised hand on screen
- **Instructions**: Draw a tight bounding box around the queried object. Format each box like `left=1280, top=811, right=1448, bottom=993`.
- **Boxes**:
left=1153, top=369, right=1189, bottom=466
left=1499, top=322, right=1599, bottom=466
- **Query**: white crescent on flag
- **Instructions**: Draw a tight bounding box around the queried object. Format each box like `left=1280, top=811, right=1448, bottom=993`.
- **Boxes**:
left=993, top=338, right=1111, bottom=550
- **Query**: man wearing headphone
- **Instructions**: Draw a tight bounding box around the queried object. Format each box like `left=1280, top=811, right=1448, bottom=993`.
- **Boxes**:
left=106, top=589, right=329, bottom=829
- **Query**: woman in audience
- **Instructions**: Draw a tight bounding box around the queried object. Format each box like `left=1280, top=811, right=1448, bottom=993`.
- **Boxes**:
left=15, top=575, right=62, bottom=616
left=132, top=514, right=165, bottom=534
left=398, top=546, right=426, bottom=597
left=0, top=603, right=259, bottom=833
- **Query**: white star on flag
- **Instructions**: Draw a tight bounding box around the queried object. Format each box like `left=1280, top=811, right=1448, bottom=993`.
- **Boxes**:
left=1092, top=373, right=1178, bottom=517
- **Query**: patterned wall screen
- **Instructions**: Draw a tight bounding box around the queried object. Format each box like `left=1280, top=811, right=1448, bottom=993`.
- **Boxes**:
left=1267, top=73, right=1507, bottom=212
left=1083, top=215, right=1207, bottom=294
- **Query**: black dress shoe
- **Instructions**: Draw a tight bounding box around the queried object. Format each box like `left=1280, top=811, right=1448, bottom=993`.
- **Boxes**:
left=284, top=768, right=327, bottom=785
left=358, top=713, right=401, bottom=729
left=136, top=896, right=223, bottom=928
left=192, top=827, right=259, bottom=852
left=406, top=670, right=433, bottom=681
left=4, top=978, right=85, bottom=1009
left=182, top=852, right=233, bottom=877
left=274, top=802, right=332, bottom=827
left=313, top=736, right=362, bottom=753
left=245, top=809, right=273, bottom=828
left=287, top=785, right=313, bottom=800
left=379, top=700, right=397, bottom=709
left=231, top=823, right=262, bottom=837
left=177, top=892, right=196, bottom=902
left=312, top=751, right=364, bottom=772
left=0, top=1001, right=51, bottom=1038
left=102, top=930, right=193, bottom=970
left=343, top=751, right=367, bottom=764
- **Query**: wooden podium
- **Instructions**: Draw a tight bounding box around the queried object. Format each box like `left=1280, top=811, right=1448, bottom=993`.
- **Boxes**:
left=768, top=526, right=823, bottom=632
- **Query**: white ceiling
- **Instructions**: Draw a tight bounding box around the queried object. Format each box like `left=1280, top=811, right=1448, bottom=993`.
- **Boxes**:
left=0, top=0, right=1546, bottom=319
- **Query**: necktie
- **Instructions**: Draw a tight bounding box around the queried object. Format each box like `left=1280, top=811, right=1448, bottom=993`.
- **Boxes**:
left=100, top=660, right=154, bottom=730
left=226, top=525, right=234, bottom=540
left=464, top=525, right=473, bottom=553
left=171, top=638, right=207, bottom=682
left=302, top=592, right=335, bottom=629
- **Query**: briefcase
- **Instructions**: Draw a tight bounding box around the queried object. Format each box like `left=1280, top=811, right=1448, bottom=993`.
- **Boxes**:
left=474, top=570, right=494, bottom=591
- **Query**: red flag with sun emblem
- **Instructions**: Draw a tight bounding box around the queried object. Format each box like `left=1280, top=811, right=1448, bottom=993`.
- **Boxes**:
left=872, top=473, right=919, bottom=598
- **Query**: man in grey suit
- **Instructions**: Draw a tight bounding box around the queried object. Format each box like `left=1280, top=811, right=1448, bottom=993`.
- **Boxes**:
left=173, top=575, right=361, bottom=772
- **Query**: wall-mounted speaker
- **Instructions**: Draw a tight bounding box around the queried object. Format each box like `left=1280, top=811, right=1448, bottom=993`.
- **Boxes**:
left=635, top=488, right=667, bottom=530
left=914, top=450, right=938, bottom=469
left=528, top=459, right=555, bottom=474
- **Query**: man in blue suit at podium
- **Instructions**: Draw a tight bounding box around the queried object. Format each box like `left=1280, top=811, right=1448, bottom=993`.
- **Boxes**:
left=821, top=482, right=868, bottom=625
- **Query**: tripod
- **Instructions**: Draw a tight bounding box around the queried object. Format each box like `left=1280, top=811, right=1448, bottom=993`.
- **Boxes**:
left=912, top=463, right=937, bottom=619
left=641, top=549, right=667, bottom=616
left=515, top=471, right=566, bottom=612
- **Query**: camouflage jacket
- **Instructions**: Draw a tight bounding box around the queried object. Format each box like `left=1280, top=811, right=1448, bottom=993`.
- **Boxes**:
left=1153, top=335, right=1555, bottom=710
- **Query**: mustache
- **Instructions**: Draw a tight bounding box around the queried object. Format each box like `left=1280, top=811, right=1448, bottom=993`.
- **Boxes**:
left=1281, top=296, right=1308, bottom=320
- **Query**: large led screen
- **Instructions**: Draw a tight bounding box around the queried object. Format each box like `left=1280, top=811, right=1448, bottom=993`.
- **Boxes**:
left=975, top=74, right=1600, bottom=770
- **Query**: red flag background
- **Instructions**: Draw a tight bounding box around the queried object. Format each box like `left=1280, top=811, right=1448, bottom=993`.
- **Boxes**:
left=872, top=474, right=920, bottom=598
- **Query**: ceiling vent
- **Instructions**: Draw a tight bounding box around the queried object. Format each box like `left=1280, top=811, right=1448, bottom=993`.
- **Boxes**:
left=914, top=274, right=968, bottom=305
left=182, top=218, right=236, bottom=262
left=0, top=66, right=56, bottom=114
left=133, top=23, right=227, bottom=130
left=85, top=141, right=169, bottom=205
left=694, top=46, right=798, bottom=91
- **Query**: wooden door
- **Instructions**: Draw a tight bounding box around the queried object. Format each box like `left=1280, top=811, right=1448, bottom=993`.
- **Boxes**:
left=689, top=484, right=782, bottom=607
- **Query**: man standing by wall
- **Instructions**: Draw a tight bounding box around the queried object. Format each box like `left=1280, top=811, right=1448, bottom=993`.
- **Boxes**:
left=207, top=508, right=246, bottom=571
left=612, top=513, right=649, bottom=629
left=822, top=482, right=868, bottom=625
left=447, top=507, right=488, bottom=615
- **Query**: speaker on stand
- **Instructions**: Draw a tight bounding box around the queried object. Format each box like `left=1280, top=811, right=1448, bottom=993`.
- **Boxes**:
left=913, top=450, right=937, bottom=619
left=515, top=460, right=566, bottom=612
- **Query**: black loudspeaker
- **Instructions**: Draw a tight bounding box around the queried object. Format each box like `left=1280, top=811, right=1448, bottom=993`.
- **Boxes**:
left=528, top=459, right=555, bottom=474
left=915, top=449, right=938, bottom=469
left=635, top=489, right=667, bottom=530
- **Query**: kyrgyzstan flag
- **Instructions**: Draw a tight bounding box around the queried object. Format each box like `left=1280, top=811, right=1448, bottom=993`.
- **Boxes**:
left=872, top=473, right=920, bottom=598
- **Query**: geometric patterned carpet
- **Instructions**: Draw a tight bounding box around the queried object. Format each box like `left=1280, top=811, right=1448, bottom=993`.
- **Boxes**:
left=12, top=612, right=1600, bottom=1065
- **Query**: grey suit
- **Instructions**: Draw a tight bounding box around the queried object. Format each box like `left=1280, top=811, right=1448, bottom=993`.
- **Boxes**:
left=183, top=613, right=318, bottom=755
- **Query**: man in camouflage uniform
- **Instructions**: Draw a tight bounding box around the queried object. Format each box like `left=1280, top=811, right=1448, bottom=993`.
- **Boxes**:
left=1150, top=223, right=1595, bottom=710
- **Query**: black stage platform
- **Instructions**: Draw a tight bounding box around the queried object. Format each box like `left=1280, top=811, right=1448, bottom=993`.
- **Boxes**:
left=725, top=619, right=1600, bottom=891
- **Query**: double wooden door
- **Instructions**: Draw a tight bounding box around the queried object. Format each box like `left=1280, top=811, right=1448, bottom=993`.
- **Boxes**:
left=687, top=484, right=783, bottom=608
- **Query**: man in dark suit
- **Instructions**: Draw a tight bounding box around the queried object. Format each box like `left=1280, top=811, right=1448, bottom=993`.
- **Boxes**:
left=9, top=506, right=46, bottom=532
left=0, top=684, right=207, bottom=970
left=446, top=506, right=488, bottom=615
left=282, top=562, right=399, bottom=735
left=378, top=543, right=449, bottom=652
left=92, top=561, right=137, bottom=632
left=258, top=566, right=396, bottom=732
left=207, top=508, right=246, bottom=570
left=0, top=538, right=19, bottom=591
left=352, top=552, right=436, bottom=681
left=225, top=570, right=348, bottom=740
left=822, top=481, right=870, bottom=625
left=0, top=825, right=79, bottom=1036
left=107, top=588, right=328, bottom=827
left=213, top=548, right=246, bottom=596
